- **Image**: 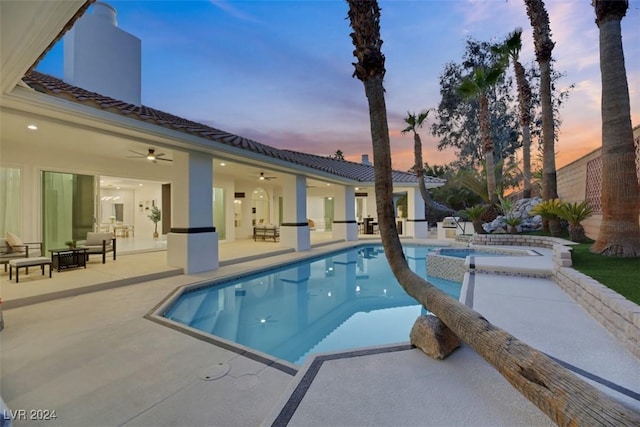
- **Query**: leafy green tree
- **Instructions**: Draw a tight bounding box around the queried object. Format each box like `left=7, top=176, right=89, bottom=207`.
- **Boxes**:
left=331, top=149, right=345, bottom=160
left=431, top=38, right=519, bottom=170
left=422, top=162, right=453, bottom=178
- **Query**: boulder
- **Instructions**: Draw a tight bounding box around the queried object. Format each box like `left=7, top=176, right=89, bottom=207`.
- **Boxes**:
left=410, top=314, right=460, bottom=359
left=482, top=197, right=543, bottom=234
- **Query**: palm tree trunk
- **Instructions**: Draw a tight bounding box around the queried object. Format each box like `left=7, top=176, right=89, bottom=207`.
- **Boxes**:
left=592, top=0, right=640, bottom=257
left=539, top=59, right=557, bottom=201
left=522, top=125, right=532, bottom=198
left=514, top=59, right=533, bottom=198
left=524, top=0, right=558, bottom=202
left=413, top=133, right=433, bottom=215
left=348, top=1, right=640, bottom=423
left=480, top=95, right=498, bottom=204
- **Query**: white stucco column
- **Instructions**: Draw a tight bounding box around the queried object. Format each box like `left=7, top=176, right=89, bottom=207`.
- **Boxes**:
left=406, top=187, right=428, bottom=239
left=332, top=185, right=358, bottom=241
left=280, top=174, right=310, bottom=251
left=167, top=151, right=218, bottom=273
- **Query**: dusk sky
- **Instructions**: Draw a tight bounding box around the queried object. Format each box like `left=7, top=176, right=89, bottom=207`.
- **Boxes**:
left=37, top=0, right=640, bottom=172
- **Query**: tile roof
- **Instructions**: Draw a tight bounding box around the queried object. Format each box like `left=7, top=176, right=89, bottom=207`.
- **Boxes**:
left=22, top=71, right=445, bottom=185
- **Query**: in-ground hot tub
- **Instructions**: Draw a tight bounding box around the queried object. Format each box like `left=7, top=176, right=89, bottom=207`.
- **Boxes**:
left=427, top=246, right=534, bottom=282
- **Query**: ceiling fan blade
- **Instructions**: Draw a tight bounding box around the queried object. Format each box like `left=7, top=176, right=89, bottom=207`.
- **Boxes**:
left=155, top=152, right=167, bottom=157
left=156, top=157, right=173, bottom=162
left=128, top=150, right=145, bottom=156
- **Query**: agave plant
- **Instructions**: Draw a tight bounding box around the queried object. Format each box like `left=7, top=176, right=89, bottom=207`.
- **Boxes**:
left=555, top=201, right=593, bottom=243
left=462, top=205, right=487, bottom=234
left=529, top=198, right=563, bottom=237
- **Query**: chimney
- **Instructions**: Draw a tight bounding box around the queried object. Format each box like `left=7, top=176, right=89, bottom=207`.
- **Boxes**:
left=361, top=154, right=372, bottom=166
left=63, top=2, right=141, bottom=105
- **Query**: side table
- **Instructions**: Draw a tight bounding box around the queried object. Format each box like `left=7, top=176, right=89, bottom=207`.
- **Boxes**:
left=49, top=248, right=89, bottom=272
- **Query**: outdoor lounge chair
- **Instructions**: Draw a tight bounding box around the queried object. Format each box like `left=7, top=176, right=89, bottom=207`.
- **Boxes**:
left=0, top=233, right=43, bottom=272
left=83, top=232, right=116, bottom=263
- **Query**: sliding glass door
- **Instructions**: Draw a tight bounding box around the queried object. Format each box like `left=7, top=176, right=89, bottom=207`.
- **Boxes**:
left=42, top=171, right=95, bottom=251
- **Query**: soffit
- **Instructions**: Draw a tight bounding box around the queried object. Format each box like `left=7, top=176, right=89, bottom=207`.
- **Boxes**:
left=0, top=0, right=92, bottom=94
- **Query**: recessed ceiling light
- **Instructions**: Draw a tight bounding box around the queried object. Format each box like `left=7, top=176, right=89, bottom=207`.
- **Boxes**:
left=139, top=184, right=143, bottom=187
left=220, top=162, right=226, bottom=166
left=116, top=187, right=121, bottom=190
left=27, top=124, right=38, bottom=130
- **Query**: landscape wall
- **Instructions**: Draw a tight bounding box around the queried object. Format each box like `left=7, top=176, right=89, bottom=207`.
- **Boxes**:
left=556, top=125, right=640, bottom=239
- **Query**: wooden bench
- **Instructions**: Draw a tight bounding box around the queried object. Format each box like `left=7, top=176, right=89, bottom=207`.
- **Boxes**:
left=9, top=257, right=52, bottom=283
left=253, top=226, right=280, bottom=242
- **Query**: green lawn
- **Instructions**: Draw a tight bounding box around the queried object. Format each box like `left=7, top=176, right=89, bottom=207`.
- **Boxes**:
left=521, top=230, right=639, bottom=304
left=570, top=243, right=640, bottom=305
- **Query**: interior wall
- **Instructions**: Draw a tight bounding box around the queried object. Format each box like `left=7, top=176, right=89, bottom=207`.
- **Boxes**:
left=100, top=188, right=134, bottom=224
left=307, top=197, right=324, bottom=229
left=215, top=175, right=235, bottom=242
left=135, top=184, right=163, bottom=238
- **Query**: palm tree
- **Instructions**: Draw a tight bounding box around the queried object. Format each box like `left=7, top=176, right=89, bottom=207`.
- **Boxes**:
left=496, top=29, right=533, bottom=199
left=524, top=0, right=558, bottom=203
left=401, top=109, right=432, bottom=207
left=591, top=0, right=640, bottom=257
left=346, top=0, right=639, bottom=423
left=458, top=65, right=503, bottom=205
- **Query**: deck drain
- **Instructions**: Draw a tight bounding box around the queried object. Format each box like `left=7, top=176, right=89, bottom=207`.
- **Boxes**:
left=198, top=362, right=230, bottom=381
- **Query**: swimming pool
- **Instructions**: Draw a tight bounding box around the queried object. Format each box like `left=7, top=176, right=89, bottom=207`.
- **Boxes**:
left=163, top=244, right=460, bottom=365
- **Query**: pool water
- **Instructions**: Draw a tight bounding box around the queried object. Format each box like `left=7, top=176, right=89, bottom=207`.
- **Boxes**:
left=163, top=244, right=460, bottom=365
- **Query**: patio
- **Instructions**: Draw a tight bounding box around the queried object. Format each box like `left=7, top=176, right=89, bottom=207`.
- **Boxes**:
left=2, top=237, right=639, bottom=426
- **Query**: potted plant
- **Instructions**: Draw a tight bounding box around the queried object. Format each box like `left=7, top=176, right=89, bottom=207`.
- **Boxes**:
left=148, top=206, right=161, bottom=238
left=462, top=205, right=487, bottom=235
left=555, top=201, right=593, bottom=243
left=64, top=240, right=77, bottom=249
left=529, top=198, right=563, bottom=237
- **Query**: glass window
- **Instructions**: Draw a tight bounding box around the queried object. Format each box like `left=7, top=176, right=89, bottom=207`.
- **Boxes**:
left=42, top=171, right=94, bottom=251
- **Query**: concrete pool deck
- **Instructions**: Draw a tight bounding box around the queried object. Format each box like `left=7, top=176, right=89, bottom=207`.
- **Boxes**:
left=1, top=238, right=639, bottom=426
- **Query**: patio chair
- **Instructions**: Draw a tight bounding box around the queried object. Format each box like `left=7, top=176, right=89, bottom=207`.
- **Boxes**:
left=82, top=232, right=116, bottom=263
left=1, top=232, right=43, bottom=272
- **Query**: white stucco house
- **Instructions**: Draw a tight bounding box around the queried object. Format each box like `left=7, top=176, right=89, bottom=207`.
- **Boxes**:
left=0, top=1, right=444, bottom=273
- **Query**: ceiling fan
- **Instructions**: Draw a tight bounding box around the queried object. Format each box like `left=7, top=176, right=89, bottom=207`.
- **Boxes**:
left=256, top=172, right=277, bottom=181
left=127, top=148, right=172, bottom=162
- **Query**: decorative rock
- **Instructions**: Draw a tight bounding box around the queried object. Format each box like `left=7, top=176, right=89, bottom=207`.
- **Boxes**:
left=410, top=314, right=461, bottom=359
left=483, top=197, right=543, bottom=234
